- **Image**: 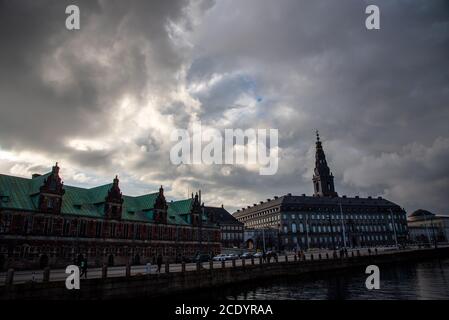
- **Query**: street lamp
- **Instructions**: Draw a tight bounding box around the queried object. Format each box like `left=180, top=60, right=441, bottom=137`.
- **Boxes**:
left=389, top=209, right=399, bottom=249
left=430, top=216, right=438, bottom=249
left=423, top=212, right=432, bottom=247
left=339, top=201, right=347, bottom=249
left=328, top=214, right=335, bottom=250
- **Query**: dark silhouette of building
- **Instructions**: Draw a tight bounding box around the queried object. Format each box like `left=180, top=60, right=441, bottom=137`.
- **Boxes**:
left=313, top=131, right=338, bottom=197
left=204, top=205, right=244, bottom=248
left=0, top=163, right=220, bottom=270
left=233, top=132, right=408, bottom=251
left=408, top=209, right=449, bottom=244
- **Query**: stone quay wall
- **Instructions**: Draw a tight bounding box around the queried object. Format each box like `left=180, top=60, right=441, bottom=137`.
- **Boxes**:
left=1, top=247, right=449, bottom=300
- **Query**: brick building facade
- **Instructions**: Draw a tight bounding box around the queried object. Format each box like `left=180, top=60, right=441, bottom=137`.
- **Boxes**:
left=0, top=164, right=221, bottom=270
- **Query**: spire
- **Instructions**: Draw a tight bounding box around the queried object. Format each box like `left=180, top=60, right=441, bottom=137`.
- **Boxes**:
left=107, top=175, right=122, bottom=202
left=52, top=162, right=60, bottom=175
left=154, top=185, right=167, bottom=212
left=312, top=131, right=338, bottom=197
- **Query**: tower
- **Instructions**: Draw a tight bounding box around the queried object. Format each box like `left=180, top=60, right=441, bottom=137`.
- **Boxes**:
left=154, top=185, right=168, bottom=224
left=104, top=175, right=124, bottom=219
left=312, top=131, right=338, bottom=197
left=190, top=192, right=202, bottom=227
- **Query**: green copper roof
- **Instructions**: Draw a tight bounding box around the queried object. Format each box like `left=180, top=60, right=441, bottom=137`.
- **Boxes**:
left=0, top=174, right=36, bottom=211
left=0, top=173, right=194, bottom=225
left=168, top=199, right=193, bottom=225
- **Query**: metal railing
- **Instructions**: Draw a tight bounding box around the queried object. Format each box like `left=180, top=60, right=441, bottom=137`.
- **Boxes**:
left=1, top=245, right=442, bottom=286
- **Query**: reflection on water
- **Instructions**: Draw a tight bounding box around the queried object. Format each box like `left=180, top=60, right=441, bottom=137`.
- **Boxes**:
left=191, top=258, right=449, bottom=300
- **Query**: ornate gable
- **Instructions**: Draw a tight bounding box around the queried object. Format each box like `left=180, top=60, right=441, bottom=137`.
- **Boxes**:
left=104, top=176, right=124, bottom=220
left=153, top=186, right=168, bottom=224
left=190, top=192, right=202, bottom=227
left=38, top=163, right=65, bottom=213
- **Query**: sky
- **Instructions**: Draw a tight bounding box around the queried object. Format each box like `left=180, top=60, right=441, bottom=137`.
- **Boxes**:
left=0, top=0, right=448, bottom=215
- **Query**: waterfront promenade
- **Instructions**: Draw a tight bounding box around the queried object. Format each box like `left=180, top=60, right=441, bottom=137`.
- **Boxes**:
left=0, top=246, right=421, bottom=285
left=1, top=245, right=448, bottom=299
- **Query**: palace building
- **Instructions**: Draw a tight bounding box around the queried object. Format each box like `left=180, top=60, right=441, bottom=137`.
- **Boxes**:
left=0, top=164, right=221, bottom=270
left=407, top=209, right=449, bottom=244
left=233, top=132, right=409, bottom=251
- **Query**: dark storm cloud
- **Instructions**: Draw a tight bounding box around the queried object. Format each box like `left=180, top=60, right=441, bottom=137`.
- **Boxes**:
left=0, top=0, right=448, bottom=214
left=0, top=0, right=195, bottom=154
left=187, top=0, right=449, bottom=213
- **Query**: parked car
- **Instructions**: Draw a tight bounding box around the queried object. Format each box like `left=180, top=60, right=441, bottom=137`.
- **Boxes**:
left=241, top=252, right=253, bottom=259
left=195, top=254, right=211, bottom=263
left=253, top=252, right=263, bottom=258
left=212, top=254, right=227, bottom=261
left=225, top=253, right=238, bottom=260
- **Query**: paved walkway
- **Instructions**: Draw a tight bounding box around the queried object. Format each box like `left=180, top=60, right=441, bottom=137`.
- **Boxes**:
left=1, top=245, right=446, bottom=286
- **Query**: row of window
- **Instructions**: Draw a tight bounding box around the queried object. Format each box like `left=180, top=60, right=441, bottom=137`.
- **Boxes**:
left=0, top=213, right=220, bottom=242
left=241, top=212, right=406, bottom=230
left=238, top=208, right=279, bottom=222
left=1, top=243, right=218, bottom=260
left=245, top=215, right=279, bottom=228
left=282, top=213, right=406, bottom=221
left=285, top=234, right=393, bottom=245
left=221, top=225, right=244, bottom=231
left=221, top=232, right=243, bottom=240
left=283, top=222, right=408, bottom=234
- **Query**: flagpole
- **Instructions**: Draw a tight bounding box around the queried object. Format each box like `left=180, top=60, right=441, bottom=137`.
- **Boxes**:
left=339, top=201, right=347, bottom=248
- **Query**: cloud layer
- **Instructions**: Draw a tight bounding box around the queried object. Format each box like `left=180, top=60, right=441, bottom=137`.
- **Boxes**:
left=0, top=0, right=448, bottom=215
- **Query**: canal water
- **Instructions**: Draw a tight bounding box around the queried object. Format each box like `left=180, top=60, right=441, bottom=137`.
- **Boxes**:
left=185, top=258, right=449, bottom=300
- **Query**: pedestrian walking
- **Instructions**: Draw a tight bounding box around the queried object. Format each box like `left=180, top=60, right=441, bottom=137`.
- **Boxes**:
left=80, top=258, right=88, bottom=278
left=157, top=254, right=163, bottom=273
